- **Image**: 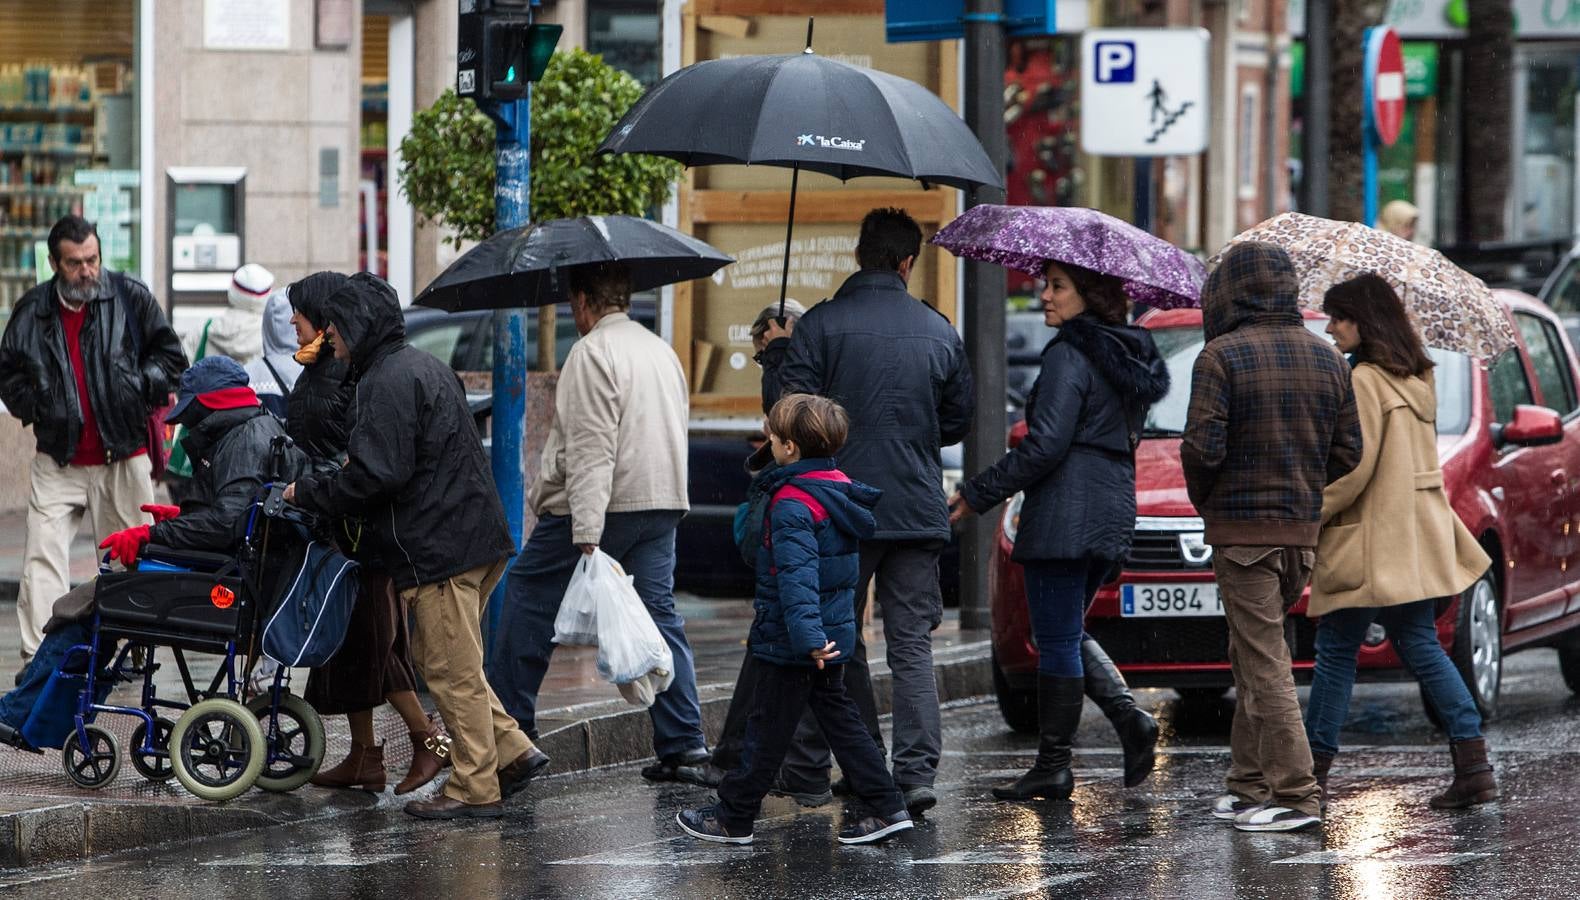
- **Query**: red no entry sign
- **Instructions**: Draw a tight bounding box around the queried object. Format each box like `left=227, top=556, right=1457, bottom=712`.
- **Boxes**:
left=1366, top=27, right=1405, bottom=147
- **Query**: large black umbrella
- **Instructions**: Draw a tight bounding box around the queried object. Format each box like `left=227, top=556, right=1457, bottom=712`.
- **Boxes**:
left=597, top=21, right=1001, bottom=314
left=414, top=214, right=734, bottom=312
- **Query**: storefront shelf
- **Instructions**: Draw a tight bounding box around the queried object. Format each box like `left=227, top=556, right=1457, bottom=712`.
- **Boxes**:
left=0, top=185, right=81, bottom=196
left=0, top=228, right=48, bottom=239
left=0, top=105, right=95, bottom=119
left=0, top=269, right=37, bottom=279
left=0, top=145, right=98, bottom=157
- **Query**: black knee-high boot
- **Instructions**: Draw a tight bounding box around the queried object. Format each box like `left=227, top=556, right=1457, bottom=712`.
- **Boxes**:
left=1081, top=638, right=1158, bottom=788
left=993, top=674, right=1084, bottom=801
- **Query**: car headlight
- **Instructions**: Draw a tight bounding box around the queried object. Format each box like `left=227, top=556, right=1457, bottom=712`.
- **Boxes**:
left=1002, top=492, right=1024, bottom=544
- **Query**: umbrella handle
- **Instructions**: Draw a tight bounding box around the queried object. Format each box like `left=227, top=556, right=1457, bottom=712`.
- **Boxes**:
left=779, top=165, right=800, bottom=319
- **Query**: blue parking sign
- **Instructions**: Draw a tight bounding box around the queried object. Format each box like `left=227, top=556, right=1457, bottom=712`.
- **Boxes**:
left=1094, top=41, right=1136, bottom=83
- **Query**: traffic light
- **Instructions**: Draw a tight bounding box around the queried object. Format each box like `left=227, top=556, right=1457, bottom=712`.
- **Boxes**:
left=457, top=1, right=563, bottom=103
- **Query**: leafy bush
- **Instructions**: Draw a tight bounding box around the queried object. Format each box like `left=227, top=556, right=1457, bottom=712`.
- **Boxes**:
left=398, top=49, right=682, bottom=247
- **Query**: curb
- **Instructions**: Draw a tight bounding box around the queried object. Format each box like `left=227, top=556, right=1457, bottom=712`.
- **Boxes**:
left=534, top=639, right=993, bottom=773
left=0, top=606, right=991, bottom=868
left=0, top=790, right=381, bottom=869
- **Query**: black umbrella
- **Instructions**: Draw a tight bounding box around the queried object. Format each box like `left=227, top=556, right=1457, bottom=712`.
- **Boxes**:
left=597, top=19, right=1002, bottom=315
left=414, top=215, right=734, bottom=312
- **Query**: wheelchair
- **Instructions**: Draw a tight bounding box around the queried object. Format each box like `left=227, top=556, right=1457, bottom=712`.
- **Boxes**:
left=52, top=438, right=329, bottom=802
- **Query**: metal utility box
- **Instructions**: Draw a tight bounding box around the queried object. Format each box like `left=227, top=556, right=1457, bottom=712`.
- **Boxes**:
left=166, top=167, right=246, bottom=312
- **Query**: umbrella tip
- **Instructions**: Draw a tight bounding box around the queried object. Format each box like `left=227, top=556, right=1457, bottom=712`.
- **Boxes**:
left=804, top=17, right=814, bottom=53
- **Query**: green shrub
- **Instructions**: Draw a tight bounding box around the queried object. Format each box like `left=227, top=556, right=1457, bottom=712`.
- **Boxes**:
left=398, top=49, right=682, bottom=247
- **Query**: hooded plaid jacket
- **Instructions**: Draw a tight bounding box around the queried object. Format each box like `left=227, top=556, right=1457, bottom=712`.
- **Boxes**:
left=1181, top=242, right=1363, bottom=547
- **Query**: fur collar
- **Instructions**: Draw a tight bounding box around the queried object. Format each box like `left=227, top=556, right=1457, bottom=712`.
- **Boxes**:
left=1054, top=315, right=1171, bottom=403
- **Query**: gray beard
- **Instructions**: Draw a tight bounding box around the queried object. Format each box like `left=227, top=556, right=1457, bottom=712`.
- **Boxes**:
left=58, top=276, right=97, bottom=305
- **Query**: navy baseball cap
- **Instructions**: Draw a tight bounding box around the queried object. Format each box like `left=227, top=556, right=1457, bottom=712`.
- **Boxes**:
left=166, top=356, right=258, bottom=423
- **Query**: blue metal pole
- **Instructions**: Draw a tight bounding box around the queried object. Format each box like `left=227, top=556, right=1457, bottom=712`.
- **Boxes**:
left=486, top=95, right=531, bottom=656
left=1362, top=26, right=1379, bottom=228
left=1364, top=129, right=1378, bottom=228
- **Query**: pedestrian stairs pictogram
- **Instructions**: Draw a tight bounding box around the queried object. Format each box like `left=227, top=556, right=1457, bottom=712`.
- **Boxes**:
left=1145, top=79, right=1195, bottom=145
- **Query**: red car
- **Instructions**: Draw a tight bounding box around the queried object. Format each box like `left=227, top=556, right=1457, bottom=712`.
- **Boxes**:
left=990, top=291, right=1580, bottom=732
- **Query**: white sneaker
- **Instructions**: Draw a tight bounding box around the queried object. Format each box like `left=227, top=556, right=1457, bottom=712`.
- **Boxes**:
left=1211, top=793, right=1265, bottom=821
left=1233, top=805, right=1321, bottom=832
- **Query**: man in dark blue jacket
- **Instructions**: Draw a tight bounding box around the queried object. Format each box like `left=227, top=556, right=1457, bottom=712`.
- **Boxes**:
left=762, top=207, right=974, bottom=814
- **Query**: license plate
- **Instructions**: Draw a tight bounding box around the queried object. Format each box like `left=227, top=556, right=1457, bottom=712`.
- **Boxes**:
left=1120, top=583, right=1222, bottom=617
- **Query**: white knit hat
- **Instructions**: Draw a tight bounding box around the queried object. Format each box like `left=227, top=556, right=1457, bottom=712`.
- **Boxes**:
left=229, top=263, right=275, bottom=309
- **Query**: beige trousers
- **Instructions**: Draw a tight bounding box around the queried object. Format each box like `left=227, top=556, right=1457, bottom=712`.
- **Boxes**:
left=402, top=558, right=534, bottom=805
left=1215, top=545, right=1322, bottom=818
left=17, top=453, right=152, bottom=660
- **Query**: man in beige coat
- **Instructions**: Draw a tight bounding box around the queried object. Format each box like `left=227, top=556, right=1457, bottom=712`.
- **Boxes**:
left=1305, top=272, right=1495, bottom=811
left=486, top=263, right=711, bottom=786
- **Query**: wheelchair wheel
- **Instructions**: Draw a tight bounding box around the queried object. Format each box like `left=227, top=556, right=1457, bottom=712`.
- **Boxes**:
left=62, top=725, right=121, bottom=790
left=129, top=716, right=178, bottom=782
left=169, top=698, right=265, bottom=802
left=245, top=693, right=326, bottom=793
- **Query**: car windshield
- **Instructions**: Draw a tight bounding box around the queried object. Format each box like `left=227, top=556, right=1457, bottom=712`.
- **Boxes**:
left=1143, top=322, right=1472, bottom=437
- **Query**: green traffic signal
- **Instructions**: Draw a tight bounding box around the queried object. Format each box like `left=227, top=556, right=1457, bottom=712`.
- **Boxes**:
left=506, top=65, right=517, bottom=82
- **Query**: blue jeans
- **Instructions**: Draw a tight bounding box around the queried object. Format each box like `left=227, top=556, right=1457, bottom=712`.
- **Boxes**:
left=1023, top=558, right=1109, bottom=678
left=1304, top=598, right=1483, bottom=757
left=485, top=511, right=705, bottom=759
left=0, top=624, right=91, bottom=730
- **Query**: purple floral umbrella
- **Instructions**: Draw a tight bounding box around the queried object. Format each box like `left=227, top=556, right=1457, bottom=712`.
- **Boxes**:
left=930, top=204, right=1207, bottom=309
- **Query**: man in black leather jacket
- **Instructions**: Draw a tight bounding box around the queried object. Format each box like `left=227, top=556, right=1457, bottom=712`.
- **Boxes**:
left=0, top=215, right=186, bottom=672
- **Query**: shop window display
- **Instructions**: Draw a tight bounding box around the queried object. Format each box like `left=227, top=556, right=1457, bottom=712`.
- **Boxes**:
left=0, top=2, right=140, bottom=328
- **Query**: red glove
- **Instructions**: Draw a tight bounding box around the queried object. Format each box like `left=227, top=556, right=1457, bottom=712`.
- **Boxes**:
left=140, top=503, right=181, bottom=523
left=100, top=525, right=151, bottom=565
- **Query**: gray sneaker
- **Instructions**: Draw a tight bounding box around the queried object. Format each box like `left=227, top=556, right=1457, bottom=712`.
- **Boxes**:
left=837, top=811, right=914, bottom=845
left=1210, top=793, right=1265, bottom=821
left=1233, top=806, right=1321, bottom=832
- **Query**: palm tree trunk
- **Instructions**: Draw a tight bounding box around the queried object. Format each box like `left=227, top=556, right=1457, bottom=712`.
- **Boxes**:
left=1463, top=0, right=1516, bottom=241
left=1327, top=0, right=1387, bottom=222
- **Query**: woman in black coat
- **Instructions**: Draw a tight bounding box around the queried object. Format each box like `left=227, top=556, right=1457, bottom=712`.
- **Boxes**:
left=949, top=261, right=1170, bottom=803
left=285, top=273, right=449, bottom=796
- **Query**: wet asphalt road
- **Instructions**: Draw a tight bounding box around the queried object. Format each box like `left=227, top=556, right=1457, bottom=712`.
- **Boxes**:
left=7, top=650, right=1580, bottom=899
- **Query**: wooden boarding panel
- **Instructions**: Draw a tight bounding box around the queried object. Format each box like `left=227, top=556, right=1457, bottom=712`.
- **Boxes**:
left=678, top=2, right=961, bottom=405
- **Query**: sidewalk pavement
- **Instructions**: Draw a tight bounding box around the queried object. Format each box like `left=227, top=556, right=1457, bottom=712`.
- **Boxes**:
left=0, top=511, right=992, bottom=868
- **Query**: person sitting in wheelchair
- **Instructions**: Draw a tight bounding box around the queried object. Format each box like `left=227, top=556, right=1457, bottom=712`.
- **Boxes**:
left=0, top=356, right=305, bottom=751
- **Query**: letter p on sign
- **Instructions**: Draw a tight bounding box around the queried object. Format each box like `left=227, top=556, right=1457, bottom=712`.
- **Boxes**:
left=1095, top=41, right=1136, bottom=83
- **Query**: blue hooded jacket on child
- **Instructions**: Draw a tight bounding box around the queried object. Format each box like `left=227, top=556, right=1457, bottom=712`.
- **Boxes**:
left=749, top=458, right=881, bottom=667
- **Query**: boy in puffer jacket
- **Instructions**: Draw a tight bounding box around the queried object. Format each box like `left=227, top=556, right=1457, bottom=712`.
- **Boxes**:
left=677, top=394, right=914, bottom=847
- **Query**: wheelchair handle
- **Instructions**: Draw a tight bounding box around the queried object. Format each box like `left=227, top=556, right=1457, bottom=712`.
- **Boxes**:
left=266, top=435, right=296, bottom=483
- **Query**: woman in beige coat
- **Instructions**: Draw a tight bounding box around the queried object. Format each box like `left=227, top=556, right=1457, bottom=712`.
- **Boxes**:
left=1304, top=274, right=1496, bottom=810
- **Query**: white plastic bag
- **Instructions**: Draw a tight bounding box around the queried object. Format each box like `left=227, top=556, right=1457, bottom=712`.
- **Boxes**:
left=590, top=553, right=675, bottom=705
left=552, top=552, right=604, bottom=647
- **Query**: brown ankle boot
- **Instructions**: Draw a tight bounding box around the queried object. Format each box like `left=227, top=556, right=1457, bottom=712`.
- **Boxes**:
left=311, top=741, right=386, bottom=791
left=1430, top=737, right=1497, bottom=809
left=395, top=725, right=452, bottom=795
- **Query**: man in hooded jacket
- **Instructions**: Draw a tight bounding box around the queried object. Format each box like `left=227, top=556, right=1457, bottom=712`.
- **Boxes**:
left=1181, top=242, right=1362, bottom=833
left=284, top=272, right=547, bottom=821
